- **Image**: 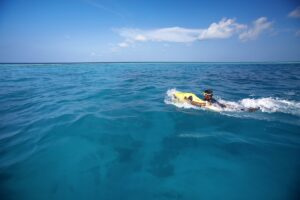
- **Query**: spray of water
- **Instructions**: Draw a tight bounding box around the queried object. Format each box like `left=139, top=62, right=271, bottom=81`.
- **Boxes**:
left=165, top=88, right=300, bottom=116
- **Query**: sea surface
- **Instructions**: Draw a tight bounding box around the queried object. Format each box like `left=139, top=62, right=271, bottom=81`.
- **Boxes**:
left=0, top=62, right=300, bottom=200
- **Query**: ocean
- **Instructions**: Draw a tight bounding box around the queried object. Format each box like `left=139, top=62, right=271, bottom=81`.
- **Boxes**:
left=0, top=62, right=300, bottom=200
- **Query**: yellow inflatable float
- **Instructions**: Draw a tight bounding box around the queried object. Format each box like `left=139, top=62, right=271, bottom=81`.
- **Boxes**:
left=173, top=91, right=222, bottom=112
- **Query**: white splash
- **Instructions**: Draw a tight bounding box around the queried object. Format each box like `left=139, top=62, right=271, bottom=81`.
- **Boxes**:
left=164, top=88, right=202, bottom=110
left=165, top=88, right=300, bottom=116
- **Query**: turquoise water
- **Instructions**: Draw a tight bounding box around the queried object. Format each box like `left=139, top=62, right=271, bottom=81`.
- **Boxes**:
left=1, top=63, right=300, bottom=200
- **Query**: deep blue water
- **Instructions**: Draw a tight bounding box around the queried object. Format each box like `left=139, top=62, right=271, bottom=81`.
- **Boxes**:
left=1, top=63, right=300, bottom=200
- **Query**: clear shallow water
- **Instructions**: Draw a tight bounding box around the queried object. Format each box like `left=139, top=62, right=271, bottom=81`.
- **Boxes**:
left=0, top=63, right=300, bottom=200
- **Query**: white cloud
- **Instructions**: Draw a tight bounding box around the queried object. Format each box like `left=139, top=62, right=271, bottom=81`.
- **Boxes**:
left=199, top=18, right=246, bottom=39
left=239, top=17, right=273, bottom=41
left=288, top=7, right=300, bottom=18
left=118, top=27, right=203, bottom=43
left=118, top=42, right=129, bottom=48
left=150, top=27, right=197, bottom=42
left=119, top=18, right=246, bottom=44
left=116, top=17, right=273, bottom=48
left=135, top=34, right=147, bottom=41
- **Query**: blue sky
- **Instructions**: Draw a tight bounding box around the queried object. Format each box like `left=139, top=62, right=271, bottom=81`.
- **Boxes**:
left=0, top=0, right=300, bottom=62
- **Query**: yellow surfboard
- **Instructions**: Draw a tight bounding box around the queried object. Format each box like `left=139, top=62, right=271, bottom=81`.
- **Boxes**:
left=173, top=91, right=205, bottom=104
left=173, top=91, right=221, bottom=112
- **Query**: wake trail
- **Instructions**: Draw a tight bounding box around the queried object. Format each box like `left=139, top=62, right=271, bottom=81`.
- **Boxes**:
left=165, top=88, right=300, bottom=116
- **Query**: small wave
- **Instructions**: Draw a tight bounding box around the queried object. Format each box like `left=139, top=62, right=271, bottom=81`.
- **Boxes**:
left=285, top=91, right=296, bottom=96
left=219, top=97, right=300, bottom=115
left=178, top=133, right=214, bottom=138
left=165, top=88, right=300, bottom=116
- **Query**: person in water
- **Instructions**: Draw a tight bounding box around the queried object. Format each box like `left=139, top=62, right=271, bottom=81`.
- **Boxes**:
left=202, top=89, right=226, bottom=108
left=186, top=89, right=258, bottom=112
left=183, top=89, right=225, bottom=107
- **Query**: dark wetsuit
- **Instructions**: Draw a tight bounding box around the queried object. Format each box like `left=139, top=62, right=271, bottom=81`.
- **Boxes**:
left=207, top=98, right=226, bottom=108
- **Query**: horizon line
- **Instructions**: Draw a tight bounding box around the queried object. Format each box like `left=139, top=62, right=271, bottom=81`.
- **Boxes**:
left=1, top=60, right=300, bottom=65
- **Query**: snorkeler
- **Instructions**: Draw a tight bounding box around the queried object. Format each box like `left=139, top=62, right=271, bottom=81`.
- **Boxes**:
left=202, top=89, right=226, bottom=108
left=181, top=89, right=259, bottom=112
left=202, top=89, right=259, bottom=112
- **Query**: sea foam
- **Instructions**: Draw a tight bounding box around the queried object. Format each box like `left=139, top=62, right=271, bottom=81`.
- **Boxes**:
left=165, top=88, right=300, bottom=116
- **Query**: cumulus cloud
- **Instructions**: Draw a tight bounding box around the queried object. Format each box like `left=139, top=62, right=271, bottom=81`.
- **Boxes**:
left=239, top=17, right=273, bottom=41
left=288, top=7, right=300, bottom=18
left=116, top=17, right=272, bottom=48
left=199, top=18, right=246, bottom=39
